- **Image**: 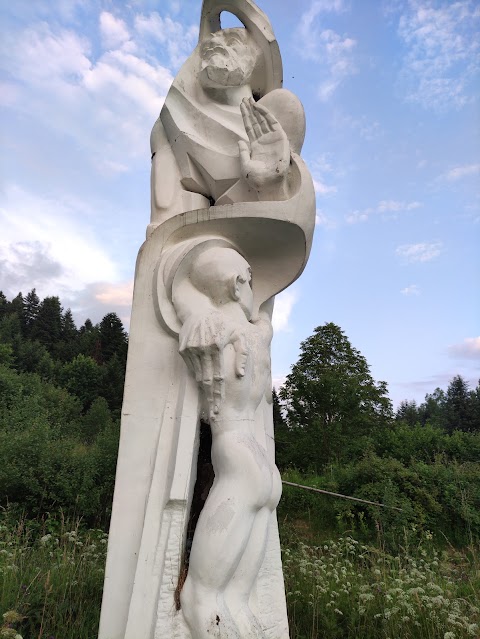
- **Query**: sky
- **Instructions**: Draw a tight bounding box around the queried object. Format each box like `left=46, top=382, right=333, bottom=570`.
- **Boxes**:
left=0, top=0, right=479, bottom=408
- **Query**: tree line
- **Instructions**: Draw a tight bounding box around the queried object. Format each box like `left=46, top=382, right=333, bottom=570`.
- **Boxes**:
left=274, top=323, right=480, bottom=547
left=0, top=292, right=478, bottom=546
left=0, top=290, right=128, bottom=525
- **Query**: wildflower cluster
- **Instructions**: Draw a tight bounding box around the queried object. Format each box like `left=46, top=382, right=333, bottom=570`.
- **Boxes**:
left=1, top=611, right=23, bottom=639
left=283, top=536, right=479, bottom=639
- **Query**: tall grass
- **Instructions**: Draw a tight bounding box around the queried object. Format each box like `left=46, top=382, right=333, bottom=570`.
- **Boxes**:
left=1, top=509, right=479, bottom=639
left=0, top=509, right=106, bottom=639
left=282, top=531, right=479, bottom=639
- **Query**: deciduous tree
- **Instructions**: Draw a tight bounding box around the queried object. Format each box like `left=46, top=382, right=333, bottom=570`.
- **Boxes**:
left=279, top=322, right=392, bottom=471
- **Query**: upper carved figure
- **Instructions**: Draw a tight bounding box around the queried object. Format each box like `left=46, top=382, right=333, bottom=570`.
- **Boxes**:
left=149, top=0, right=307, bottom=232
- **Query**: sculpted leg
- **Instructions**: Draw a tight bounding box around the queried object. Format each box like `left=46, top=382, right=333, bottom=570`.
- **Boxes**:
left=181, top=477, right=258, bottom=638
left=225, top=506, right=271, bottom=638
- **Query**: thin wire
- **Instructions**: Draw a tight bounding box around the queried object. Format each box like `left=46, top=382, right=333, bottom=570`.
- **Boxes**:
left=282, top=480, right=403, bottom=512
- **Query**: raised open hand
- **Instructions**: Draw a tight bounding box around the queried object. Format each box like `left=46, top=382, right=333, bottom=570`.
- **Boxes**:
left=179, top=311, right=248, bottom=419
left=239, top=97, right=290, bottom=193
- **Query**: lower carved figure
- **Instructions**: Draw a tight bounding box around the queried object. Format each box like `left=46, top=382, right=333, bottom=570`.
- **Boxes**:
left=176, top=247, right=282, bottom=638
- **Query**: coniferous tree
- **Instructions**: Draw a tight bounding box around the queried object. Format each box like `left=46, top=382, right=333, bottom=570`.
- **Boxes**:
left=0, top=291, right=9, bottom=322
left=418, top=387, right=446, bottom=428
left=10, top=292, right=25, bottom=333
left=396, top=400, right=420, bottom=427
left=24, top=289, right=40, bottom=336
left=57, top=308, right=79, bottom=361
left=99, top=312, right=128, bottom=364
left=444, top=375, right=477, bottom=433
left=99, top=353, right=126, bottom=413
left=31, top=296, right=63, bottom=349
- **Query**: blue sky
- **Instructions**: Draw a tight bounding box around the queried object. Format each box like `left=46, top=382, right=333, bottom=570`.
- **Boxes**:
left=0, top=0, right=479, bottom=407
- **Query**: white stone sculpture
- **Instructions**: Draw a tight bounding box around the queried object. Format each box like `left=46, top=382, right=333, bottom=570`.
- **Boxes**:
left=98, top=1, right=315, bottom=638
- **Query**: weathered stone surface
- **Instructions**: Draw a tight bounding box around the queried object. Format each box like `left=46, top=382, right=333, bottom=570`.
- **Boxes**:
left=98, top=1, right=315, bottom=637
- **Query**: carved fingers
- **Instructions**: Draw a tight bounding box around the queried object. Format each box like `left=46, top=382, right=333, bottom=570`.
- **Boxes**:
left=179, top=312, right=248, bottom=418
left=239, top=97, right=290, bottom=193
left=240, top=97, right=278, bottom=141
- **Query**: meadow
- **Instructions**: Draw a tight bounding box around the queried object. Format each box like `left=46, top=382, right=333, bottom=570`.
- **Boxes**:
left=1, top=507, right=479, bottom=639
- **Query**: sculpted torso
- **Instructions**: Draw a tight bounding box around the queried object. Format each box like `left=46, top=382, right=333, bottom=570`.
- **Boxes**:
left=175, top=247, right=281, bottom=638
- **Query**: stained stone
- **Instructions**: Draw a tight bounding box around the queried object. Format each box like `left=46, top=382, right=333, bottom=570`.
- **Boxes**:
left=98, top=1, right=315, bottom=637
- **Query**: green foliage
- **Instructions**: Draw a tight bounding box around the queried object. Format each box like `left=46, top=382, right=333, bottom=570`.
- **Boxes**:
left=396, top=377, right=480, bottom=434
left=280, top=449, right=480, bottom=550
left=278, top=323, right=392, bottom=472
left=0, top=290, right=126, bottom=525
left=98, top=312, right=128, bottom=365
left=60, top=354, right=101, bottom=410
left=30, top=296, right=63, bottom=349
left=1, top=291, right=479, bottom=638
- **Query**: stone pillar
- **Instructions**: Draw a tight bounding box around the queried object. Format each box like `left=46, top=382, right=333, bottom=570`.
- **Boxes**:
left=98, top=1, right=315, bottom=637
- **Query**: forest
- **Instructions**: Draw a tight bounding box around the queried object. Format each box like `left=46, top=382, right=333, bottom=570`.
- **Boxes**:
left=0, top=290, right=478, bottom=639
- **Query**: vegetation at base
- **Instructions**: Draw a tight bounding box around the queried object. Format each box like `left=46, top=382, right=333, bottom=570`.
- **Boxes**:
left=282, top=532, right=479, bottom=639
left=1, top=292, right=479, bottom=637
left=1, top=513, right=478, bottom=639
left=0, top=510, right=106, bottom=639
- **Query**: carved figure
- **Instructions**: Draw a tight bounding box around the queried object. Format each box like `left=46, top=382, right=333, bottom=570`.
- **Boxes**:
left=175, top=247, right=281, bottom=637
left=149, top=14, right=305, bottom=234
left=98, top=2, right=315, bottom=638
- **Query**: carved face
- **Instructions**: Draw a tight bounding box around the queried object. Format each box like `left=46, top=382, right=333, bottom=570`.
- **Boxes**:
left=199, top=28, right=259, bottom=89
left=235, top=264, right=254, bottom=320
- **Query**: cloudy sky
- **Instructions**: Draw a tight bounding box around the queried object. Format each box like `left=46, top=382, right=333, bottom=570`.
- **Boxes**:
left=1, top=0, right=479, bottom=406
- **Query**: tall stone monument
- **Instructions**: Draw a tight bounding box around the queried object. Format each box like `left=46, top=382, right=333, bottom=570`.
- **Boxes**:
left=98, top=1, right=315, bottom=637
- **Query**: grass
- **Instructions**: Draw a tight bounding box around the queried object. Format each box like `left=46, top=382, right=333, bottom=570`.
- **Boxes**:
left=1, top=508, right=478, bottom=639
left=0, top=509, right=106, bottom=639
left=281, top=523, right=479, bottom=639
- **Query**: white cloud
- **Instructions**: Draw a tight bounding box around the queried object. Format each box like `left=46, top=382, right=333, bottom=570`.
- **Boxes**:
left=134, top=13, right=198, bottom=68
left=448, top=337, right=480, bottom=360
left=331, top=111, right=384, bottom=141
left=316, top=210, right=337, bottom=229
left=395, top=0, right=480, bottom=110
left=64, top=280, right=134, bottom=329
left=401, top=284, right=420, bottom=296
left=346, top=200, right=421, bottom=224
left=309, top=154, right=338, bottom=197
left=0, top=185, right=118, bottom=299
left=294, top=1, right=356, bottom=100
left=346, top=211, right=368, bottom=224
left=0, top=21, right=173, bottom=169
left=94, top=281, right=134, bottom=307
left=272, top=289, right=298, bottom=332
left=394, top=373, right=478, bottom=403
left=444, top=163, right=480, bottom=181
left=396, top=241, right=442, bottom=263
left=100, top=12, right=131, bottom=50
left=272, top=375, right=287, bottom=391
left=378, top=200, right=420, bottom=213
left=313, top=179, right=337, bottom=196
left=1, top=23, right=92, bottom=85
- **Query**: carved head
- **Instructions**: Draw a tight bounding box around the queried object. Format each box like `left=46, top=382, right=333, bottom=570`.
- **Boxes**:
left=190, top=247, right=253, bottom=319
left=199, top=28, right=261, bottom=89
